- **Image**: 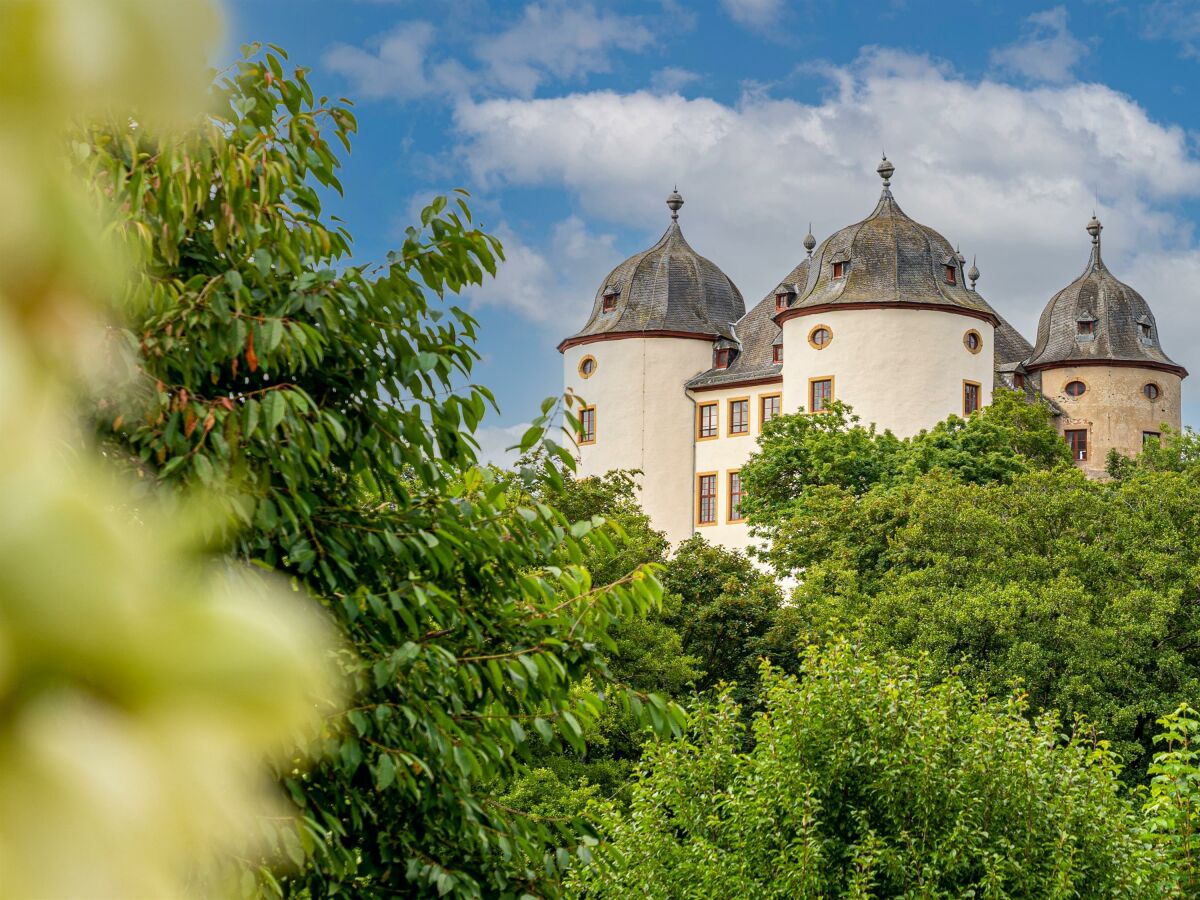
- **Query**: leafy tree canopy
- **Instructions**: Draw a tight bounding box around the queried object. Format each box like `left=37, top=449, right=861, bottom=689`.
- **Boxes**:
left=576, top=642, right=1175, bottom=898
left=84, top=46, right=681, bottom=898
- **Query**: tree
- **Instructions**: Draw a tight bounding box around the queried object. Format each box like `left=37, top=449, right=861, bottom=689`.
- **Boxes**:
left=1144, top=704, right=1200, bottom=894
left=84, top=46, right=681, bottom=898
left=764, top=468, right=1200, bottom=781
left=1, top=2, right=337, bottom=896
left=575, top=642, right=1174, bottom=898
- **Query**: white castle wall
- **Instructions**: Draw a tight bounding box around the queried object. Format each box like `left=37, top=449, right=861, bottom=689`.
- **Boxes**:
left=781, top=307, right=997, bottom=436
left=563, top=337, right=712, bottom=545
left=687, top=381, right=783, bottom=551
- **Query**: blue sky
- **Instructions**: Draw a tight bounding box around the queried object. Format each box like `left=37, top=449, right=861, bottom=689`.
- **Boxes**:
left=226, top=0, right=1200, bottom=461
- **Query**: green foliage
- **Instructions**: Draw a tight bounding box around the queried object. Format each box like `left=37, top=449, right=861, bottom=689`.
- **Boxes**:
left=764, top=466, right=1200, bottom=780
left=576, top=642, right=1174, bottom=898
left=1109, top=425, right=1200, bottom=478
left=85, top=47, right=683, bottom=898
left=1144, top=704, right=1200, bottom=893
left=662, top=535, right=783, bottom=700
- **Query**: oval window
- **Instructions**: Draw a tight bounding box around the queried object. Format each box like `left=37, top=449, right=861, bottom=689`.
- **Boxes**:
left=578, top=355, right=597, bottom=379
left=808, top=325, right=833, bottom=349
left=963, top=330, right=982, bottom=354
left=1144, top=382, right=1160, bottom=400
left=1065, top=380, right=1086, bottom=398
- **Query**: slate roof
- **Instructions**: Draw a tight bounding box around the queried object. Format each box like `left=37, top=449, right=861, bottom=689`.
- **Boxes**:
left=559, top=211, right=745, bottom=348
left=686, top=260, right=809, bottom=389
left=1025, top=221, right=1185, bottom=375
left=784, top=160, right=996, bottom=321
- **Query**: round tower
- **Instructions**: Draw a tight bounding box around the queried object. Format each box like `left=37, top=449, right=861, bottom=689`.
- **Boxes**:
left=773, top=157, right=998, bottom=436
left=1025, top=215, right=1186, bottom=477
left=559, top=190, right=745, bottom=543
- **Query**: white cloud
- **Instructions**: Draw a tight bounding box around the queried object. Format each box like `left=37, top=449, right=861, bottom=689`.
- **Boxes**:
left=472, top=421, right=532, bottom=469
left=468, top=216, right=619, bottom=324
left=452, top=48, right=1200, bottom=388
left=650, top=66, right=701, bottom=94
left=475, top=2, right=653, bottom=97
left=1142, top=0, right=1200, bottom=59
left=721, top=0, right=784, bottom=30
left=991, top=6, right=1090, bottom=83
left=323, top=2, right=652, bottom=102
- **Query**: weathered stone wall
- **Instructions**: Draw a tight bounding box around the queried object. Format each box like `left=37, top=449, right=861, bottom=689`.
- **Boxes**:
left=1041, top=364, right=1182, bottom=478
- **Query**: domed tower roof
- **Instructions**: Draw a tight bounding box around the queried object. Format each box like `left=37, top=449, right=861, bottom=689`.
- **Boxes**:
left=783, top=157, right=996, bottom=323
left=1024, top=216, right=1186, bottom=376
left=559, top=190, right=745, bottom=351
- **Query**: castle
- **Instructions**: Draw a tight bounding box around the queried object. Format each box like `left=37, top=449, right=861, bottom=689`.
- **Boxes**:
left=559, top=157, right=1186, bottom=549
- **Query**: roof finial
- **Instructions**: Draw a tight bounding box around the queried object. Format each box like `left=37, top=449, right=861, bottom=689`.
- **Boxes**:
left=803, top=222, right=816, bottom=258
left=666, top=186, right=684, bottom=221
left=955, top=244, right=966, bottom=266
left=876, top=154, right=895, bottom=193
left=968, top=255, right=980, bottom=290
left=1086, top=212, right=1103, bottom=268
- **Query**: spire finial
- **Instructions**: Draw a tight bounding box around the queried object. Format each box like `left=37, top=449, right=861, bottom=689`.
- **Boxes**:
left=876, top=154, right=895, bottom=191
left=967, top=254, right=980, bottom=290
left=666, top=186, right=684, bottom=221
left=803, top=222, right=816, bottom=258
left=1086, top=213, right=1103, bottom=267
left=955, top=244, right=966, bottom=266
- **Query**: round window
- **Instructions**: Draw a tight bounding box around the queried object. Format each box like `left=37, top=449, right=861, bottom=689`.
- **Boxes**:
left=808, top=325, right=833, bottom=349
left=963, top=329, right=982, bottom=354
left=1064, top=380, right=1086, bottom=398
left=1144, top=382, right=1160, bottom=400
left=578, top=355, right=597, bottom=379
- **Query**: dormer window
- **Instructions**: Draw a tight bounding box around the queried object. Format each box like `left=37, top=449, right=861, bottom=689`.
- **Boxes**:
left=774, top=283, right=796, bottom=311
left=1014, top=372, right=1026, bottom=389
left=772, top=343, right=783, bottom=364
left=832, top=261, right=847, bottom=280
left=602, top=286, right=620, bottom=313
left=1076, top=313, right=1096, bottom=340
left=715, top=348, right=733, bottom=369
left=944, top=264, right=957, bottom=285
left=1138, top=317, right=1153, bottom=343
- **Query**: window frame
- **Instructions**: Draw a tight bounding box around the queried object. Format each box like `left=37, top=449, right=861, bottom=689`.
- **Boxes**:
left=1143, top=430, right=1162, bottom=446
left=714, top=348, right=732, bottom=370
left=578, top=405, right=597, bottom=445
left=1077, top=319, right=1095, bottom=336
left=807, top=324, right=833, bottom=350
left=1143, top=382, right=1161, bottom=401
left=808, top=375, right=834, bottom=414
left=696, top=402, right=719, bottom=441
left=945, top=264, right=957, bottom=285
left=759, top=392, right=781, bottom=430
left=1065, top=428, right=1088, bottom=462
left=727, top=470, right=744, bottom=523
left=963, top=380, right=981, bottom=416
left=772, top=343, right=783, bottom=364
left=601, top=290, right=619, bottom=313
left=963, top=329, right=982, bottom=354
left=1064, top=379, right=1087, bottom=398
left=696, top=472, right=718, bottom=527
left=832, top=261, right=847, bottom=280
left=727, top=397, right=751, bottom=437
left=577, top=354, right=598, bottom=379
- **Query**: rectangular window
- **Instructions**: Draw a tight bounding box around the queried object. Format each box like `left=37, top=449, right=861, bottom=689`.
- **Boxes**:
left=1078, top=320, right=1094, bottom=335
left=963, top=380, right=981, bottom=416
left=1066, top=429, right=1087, bottom=461
left=579, top=406, right=596, bottom=445
left=728, top=471, right=744, bottom=523
left=832, top=261, right=847, bottom=279
left=775, top=294, right=788, bottom=311
left=1143, top=431, right=1161, bottom=445
left=697, top=402, right=718, bottom=440
left=697, top=473, right=717, bottom=525
left=1014, top=372, right=1026, bottom=389
left=945, top=264, right=957, bottom=285
left=772, top=344, right=783, bottom=364
left=728, top=398, right=749, bottom=435
left=809, top=377, right=833, bottom=413
left=760, top=393, right=781, bottom=427
left=715, top=348, right=732, bottom=369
